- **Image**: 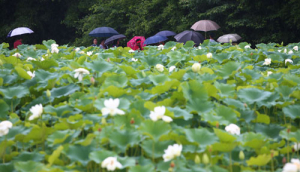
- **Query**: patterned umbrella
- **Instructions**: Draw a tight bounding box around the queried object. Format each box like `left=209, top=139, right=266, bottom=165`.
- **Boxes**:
left=7, top=27, right=34, bottom=37
left=127, top=36, right=146, bottom=49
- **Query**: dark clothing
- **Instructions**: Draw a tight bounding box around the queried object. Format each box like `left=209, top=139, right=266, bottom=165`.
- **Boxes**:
left=14, top=40, right=22, bottom=49
left=91, top=44, right=97, bottom=47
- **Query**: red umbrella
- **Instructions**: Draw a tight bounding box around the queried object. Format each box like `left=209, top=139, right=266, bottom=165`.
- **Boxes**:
left=127, top=36, right=146, bottom=49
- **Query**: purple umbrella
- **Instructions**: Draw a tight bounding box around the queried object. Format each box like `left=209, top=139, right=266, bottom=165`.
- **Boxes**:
left=105, top=34, right=126, bottom=45
left=7, top=27, right=34, bottom=37
left=155, top=30, right=176, bottom=37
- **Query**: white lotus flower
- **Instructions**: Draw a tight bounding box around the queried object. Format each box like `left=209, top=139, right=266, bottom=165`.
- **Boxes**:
left=129, top=49, right=135, bottom=53
left=101, top=98, right=125, bottom=116
left=283, top=163, right=298, bottom=172
left=198, top=46, right=202, bottom=50
left=207, top=53, right=213, bottom=59
left=285, top=59, right=293, bottom=65
left=288, top=50, right=294, bottom=54
left=225, top=123, right=240, bottom=135
left=87, top=51, right=93, bottom=56
left=131, top=58, right=137, bottom=62
left=155, top=64, right=164, bottom=72
left=294, top=143, right=300, bottom=151
left=75, top=47, right=80, bottom=52
left=0, top=121, right=13, bottom=137
left=101, top=157, right=122, bottom=171
left=244, top=45, right=251, bottom=49
left=74, top=68, right=90, bottom=81
left=278, top=50, right=282, bottom=52
left=163, top=144, right=182, bottom=162
left=267, top=71, right=273, bottom=77
left=263, top=58, right=271, bottom=65
left=169, top=66, right=176, bottom=72
left=149, top=106, right=172, bottom=123
left=41, top=57, right=45, bottom=61
left=291, top=159, right=300, bottom=170
left=79, top=51, right=85, bottom=54
left=13, top=53, right=21, bottom=58
left=29, top=104, right=43, bottom=121
left=27, top=71, right=35, bottom=79
left=192, top=63, right=201, bottom=73
left=157, top=44, right=164, bottom=50
left=293, top=46, right=298, bottom=51
left=26, top=57, right=36, bottom=61
left=283, top=49, right=287, bottom=54
left=51, top=43, right=58, bottom=49
left=51, top=44, right=59, bottom=54
left=171, top=47, right=176, bottom=51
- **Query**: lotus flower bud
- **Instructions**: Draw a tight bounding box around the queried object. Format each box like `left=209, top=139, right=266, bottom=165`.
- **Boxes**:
left=101, top=118, right=107, bottom=125
left=194, top=155, right=201, bottom=164
left=90, top=77, right=95, bottom=85
left=282, top=157, right=287, bottom=164
left=239, top=151, right=245, bottom=160
left=155, top=64, right=164, bottom=72
left=98, top=128, right=102, bottom=132
left=142, top=71, right=146, bottom=77
left=130, top=118, right=135, bottom=124
left=192, top=63, right=201, bottom=73
left=216, top=122, right=219, bottom=128
left=208, top=145, right=212, bottom=153
left=170, top=161, right=175, bottom=168
left=202, top=153, right=209, bottom=165
left=46, top=89, right=51, bottom=98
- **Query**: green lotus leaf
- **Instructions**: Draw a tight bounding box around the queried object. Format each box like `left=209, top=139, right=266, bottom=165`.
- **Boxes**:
left=89, top=150, right=116, bottom=164
left=237, top=88, right=272, bottom=104
left=44, top=104, right=81, bottom=117
left=275, top=85, right=294, bottom=100
left=109, top=129, right=140, bottom=153
left=32, top=59, right=59, bottom=70
left=42, top=40, right=56, bottom=49
left=0, top=85, right=29, bottom=99
left=14, top=66, right=31, bottom=80
left=246, top=154, right=272, bottom=166
left=214, top=53, right=232, bottom=63
left=223, top=98, right=245, bottom=110
left=118, top=156, right=136, bottom=168
left=216, top=61, right=240, bottom=79
left=0, top=99, right=9, bottom=118
left=140, top=54, right=161, bottom=66
left=184, top=128, right=218, bottom=147
left=102, top=74, right=128, bottom=88
left=129, top=164, right=155, bottom=172
left=167, top=51, right=186, bottom=63
left=214, top=82, right=236, bottom=98
left=75, top=133, right=96, bottom=146
left=141, top=140, right=173, bottom=158
left=139, top=120, right=171, bottom=141
left=180, top=80, right=209, bottom=101
left=13, top=151, right=45, bottom=162
left=168, top=107, right=193, bottom=120
left=214, top=128, right=237, bottom=143
left=254, top=123, right=284, bottom=139
left=0, top=162, right=14, bottom=172
left=84, top=60, right=114, bottom=73
left=119, top=65, right=138, bottom=76
left=50, top=84, right=80, bottom=101
left=283, top=74, right=300, bottom=86
left=215, top=105, right=238, bottom=124
left=148, top=74, right=171, bottom=86
left=243, top=132, right=267, bottom=149
left=63, top=143, right=96, bottom=166
left=47, top=145, right=63, bottom=167
left=282, top=104, right=300, bottom=119
left=212, top=142, right=238, bottom=152
left=255, top=113, right=270, bottom=124
left=24, top=124, right=54, bottom=144
left=5, top=126, right=32, bottom=141
left=150, top=80, right=179, bottom=94
left=280, top=129, right=300, bottom=142
left=14, top=161, right=44, bottom=172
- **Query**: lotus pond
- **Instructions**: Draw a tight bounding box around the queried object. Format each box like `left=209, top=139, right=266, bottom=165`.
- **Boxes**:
left=0, top=40, right=300, bottom=172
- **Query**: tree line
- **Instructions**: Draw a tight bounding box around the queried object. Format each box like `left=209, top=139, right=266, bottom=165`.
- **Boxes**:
left=1, top=0, right=300, bottom=47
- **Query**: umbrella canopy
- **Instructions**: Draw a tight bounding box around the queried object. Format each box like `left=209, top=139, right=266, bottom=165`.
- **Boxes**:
left=89, top=27, right=119, bottom=37
left=191, top=20, right=220, bottom=32
left=7, top=27, right=34, bottom=37
left=174, top=30, right=204, bottom=45
left=105, top=34, right=126, bottom=45
left=155, top=30, right=176, bottom=37
left=144, top=35, right=168, bottom=45
left=127, top=36, right=146, bottom=49
left=217, top=34, right=241, bottom=43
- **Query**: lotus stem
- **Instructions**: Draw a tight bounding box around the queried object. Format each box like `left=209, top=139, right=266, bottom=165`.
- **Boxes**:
left=229, top=151, right=233, bottom=172
left=271, top=157, right=274, bottom=172
left=152, top=141, right=155, bottom=162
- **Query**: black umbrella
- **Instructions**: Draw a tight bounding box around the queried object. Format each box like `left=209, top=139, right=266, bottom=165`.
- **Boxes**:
left=155, top=30, right=176, bottom=37
left=89, top=27, right=119, bottom=37
left=174, top=30, right=204, bottom=45
left=105, top=34, right=126, bottom=45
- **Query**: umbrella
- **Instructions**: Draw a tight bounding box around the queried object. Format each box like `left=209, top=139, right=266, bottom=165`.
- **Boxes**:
left=7, top=27, right=34, bottom=37
left=191, top=20, right=220, bottom=32
left=155, top=30, right=176, bottom=37
left=89, top=27, right=119, bottom=37
left=127, top=36, right=146, bottom=49
left=105, top=34, right=126, bottom=45
left=174, top=30, right=204, bottom=45
left=144, top=35, right=168, bottom=45
left=217, top=34, right=241, bottom=43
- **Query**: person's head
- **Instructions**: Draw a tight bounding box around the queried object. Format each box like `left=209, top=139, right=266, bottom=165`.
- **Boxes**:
left=93, top=39, right=97, bottom=45
left=136, top=39, right=141, bottom=46
left=101, top=39, right=105, bottom=45
left=209, top=33, right=214, bottom=39
left=117, top=39, right=120, bottom=45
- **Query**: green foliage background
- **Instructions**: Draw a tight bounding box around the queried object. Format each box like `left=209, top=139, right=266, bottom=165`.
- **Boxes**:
left=1, top=0, right=300, bottom=46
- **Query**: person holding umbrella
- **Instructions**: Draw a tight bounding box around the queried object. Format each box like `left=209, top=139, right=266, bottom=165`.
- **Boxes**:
left=14, top=39, right=22, bottom=49
left=91, top=39, right=98, bottom=47
left=99, top=39, right=107, bottom=49
left=132, top=39, right=144, bottom=51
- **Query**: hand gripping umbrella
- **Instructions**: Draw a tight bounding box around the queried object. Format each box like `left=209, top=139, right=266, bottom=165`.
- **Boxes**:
left=7, top=27, right=34, bottom=37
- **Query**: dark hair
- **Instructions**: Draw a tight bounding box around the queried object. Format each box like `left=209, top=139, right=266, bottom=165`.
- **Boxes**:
left=136, top=39, right=141, bottom=42
left=209, top=33, right=215, bottom=38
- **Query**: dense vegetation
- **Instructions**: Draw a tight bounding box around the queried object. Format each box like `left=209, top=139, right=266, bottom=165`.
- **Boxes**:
left=0, top=40, right=300, bottom=171
left=1, top=0, right=300, bottom=46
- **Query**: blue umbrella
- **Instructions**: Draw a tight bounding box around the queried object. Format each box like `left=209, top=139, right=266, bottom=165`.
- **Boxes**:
left=105, top=34, right=126, bottom=45
left=7, top=27, right=34, bottom=37
left=89, top=27, right=119, bottom=37
left=144, top=35, right=168, bottom=45
left=155, top=30, right=176, bottom=37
